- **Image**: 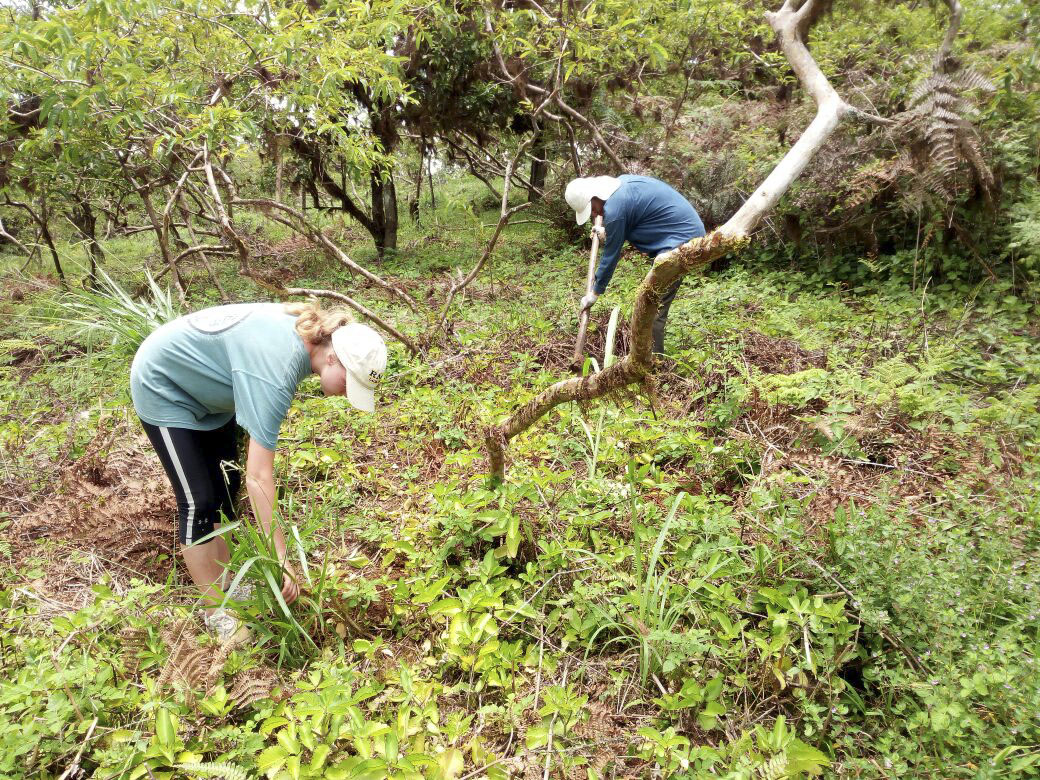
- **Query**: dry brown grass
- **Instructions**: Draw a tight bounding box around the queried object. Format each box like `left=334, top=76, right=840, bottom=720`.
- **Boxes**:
left=11, top=422, right=177, bottom=579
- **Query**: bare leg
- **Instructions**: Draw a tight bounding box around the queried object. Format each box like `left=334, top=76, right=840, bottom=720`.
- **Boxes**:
left=181, top=531, right=231, bottom=614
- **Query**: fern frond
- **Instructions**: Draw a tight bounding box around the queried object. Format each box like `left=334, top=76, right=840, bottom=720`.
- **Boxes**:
left=177, top=761, right=248, bottom=780
left=757, top=753, right=789, bottom=780
left=952, top=68, right=995, bottom=92
left=228, top=668, right=280, bottom=710
left=898, top=61, right=995, bottom=202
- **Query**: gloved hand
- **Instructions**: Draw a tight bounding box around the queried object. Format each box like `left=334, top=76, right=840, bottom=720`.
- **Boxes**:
left=580, top=292, right=599, bottom=312
left=591, top=224, right=606, bottom=242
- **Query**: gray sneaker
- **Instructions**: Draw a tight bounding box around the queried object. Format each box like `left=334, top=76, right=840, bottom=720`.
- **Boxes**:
left=203, top=608, right=251, bottom=646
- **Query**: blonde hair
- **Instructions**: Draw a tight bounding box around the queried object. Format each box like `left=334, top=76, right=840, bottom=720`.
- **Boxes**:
left=284, top=300, right=354, bottom=345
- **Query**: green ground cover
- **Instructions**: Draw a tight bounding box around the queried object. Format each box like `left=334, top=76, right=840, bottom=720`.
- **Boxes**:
left=1, top=194, right=1038, bottom=778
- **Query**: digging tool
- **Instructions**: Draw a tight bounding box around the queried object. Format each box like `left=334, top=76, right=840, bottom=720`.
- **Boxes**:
left=571, top=215, right=603, bottom=370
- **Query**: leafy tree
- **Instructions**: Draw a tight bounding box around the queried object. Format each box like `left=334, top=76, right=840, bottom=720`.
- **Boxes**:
left=1, top=0, right=409, bottom=283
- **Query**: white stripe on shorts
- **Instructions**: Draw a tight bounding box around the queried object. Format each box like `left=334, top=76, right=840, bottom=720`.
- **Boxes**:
left=159, top=426, right=197, bottom=545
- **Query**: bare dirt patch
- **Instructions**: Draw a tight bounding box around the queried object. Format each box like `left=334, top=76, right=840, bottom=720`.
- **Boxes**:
left=525, top=312, right=632, bottom=373
left=742, top=330, right=827, bottom=374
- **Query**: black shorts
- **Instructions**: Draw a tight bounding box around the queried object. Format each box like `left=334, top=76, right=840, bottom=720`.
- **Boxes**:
left=140, top=418, right=242, bottom=545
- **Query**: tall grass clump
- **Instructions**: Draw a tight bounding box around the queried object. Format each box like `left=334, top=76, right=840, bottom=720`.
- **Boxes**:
left=209, top=494, right=334, bottom=668
left=50, top=268, right=180, bottom=355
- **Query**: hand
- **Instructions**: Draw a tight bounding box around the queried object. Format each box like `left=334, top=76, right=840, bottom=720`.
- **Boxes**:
left=591, top=225, right=606, bottom=242
left=280, top=563, right=301, bottom=605
left=580, top=292, right=599, bottom=312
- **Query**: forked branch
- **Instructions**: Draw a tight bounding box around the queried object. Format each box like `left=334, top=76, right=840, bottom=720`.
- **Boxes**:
left=431, top=135, right=536, bottom=339
left=202, top=144, right=254, bottom=275
left=0, top=214, right=31, bottom=256
left=233, top=197, right=419, bottom=312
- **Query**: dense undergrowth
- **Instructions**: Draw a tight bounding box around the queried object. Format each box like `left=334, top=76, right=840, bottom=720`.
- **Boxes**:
left=1, top=192, right=1038, bottom=779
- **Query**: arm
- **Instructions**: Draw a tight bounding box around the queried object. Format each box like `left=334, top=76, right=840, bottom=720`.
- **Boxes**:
left=245, top=437, right=300, bottom=604
left=593, top=214, right=626, bottom=295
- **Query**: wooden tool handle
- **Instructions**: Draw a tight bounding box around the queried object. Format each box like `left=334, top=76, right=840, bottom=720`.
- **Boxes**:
left=571, top=215, right=604, bottom=369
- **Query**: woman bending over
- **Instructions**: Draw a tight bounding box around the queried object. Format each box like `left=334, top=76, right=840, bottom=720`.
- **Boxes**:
left=130, top=300, right=387, bottom=641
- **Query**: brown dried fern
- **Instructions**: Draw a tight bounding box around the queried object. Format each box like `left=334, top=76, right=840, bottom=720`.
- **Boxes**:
left=118, top=626, right=148, bottom=676
left=156, top=618, right=230, bottom=701
left=843, top=155, right=913, bottom=212
left=228, top=668, right=281, bottom=710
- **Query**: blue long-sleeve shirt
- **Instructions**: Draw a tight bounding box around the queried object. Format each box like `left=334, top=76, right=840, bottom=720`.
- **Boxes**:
left=594, top=175, right=705, bottom=295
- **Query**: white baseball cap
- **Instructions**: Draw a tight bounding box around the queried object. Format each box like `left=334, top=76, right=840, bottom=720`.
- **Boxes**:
left=564, top=176, right=623, bottom=225
left=330, top=322, right=387, bottom=413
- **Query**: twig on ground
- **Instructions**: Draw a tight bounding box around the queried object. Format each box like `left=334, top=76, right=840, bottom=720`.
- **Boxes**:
left=543, top=661, right=569, bottom=780
left=58, top=717, right=98, bottom=780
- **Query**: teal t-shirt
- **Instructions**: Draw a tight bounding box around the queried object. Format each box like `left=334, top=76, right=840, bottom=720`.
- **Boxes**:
left=130, top=303, right=312, bottom=450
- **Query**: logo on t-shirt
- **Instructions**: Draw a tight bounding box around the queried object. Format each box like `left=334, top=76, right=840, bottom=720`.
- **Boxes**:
left=187, top=305, right=255, bottom=334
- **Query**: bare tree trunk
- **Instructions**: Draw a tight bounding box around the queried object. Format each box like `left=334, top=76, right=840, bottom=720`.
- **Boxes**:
left=4, top=196, right=66, bottom=287
left=484, top=0, right=883, bottom=483
left=274, top=135, right=285, bottom=203
left=68, top=198, right=104, bottom=287
left=528, top=131, right=548, bottom=203
left=409, top=147, right=424, bottom=224
left=139, top=188, right=185, bottom=302
left=370, top=169, right=398, bottom=258
left=935, top=0, right=963, bottom=72
left=202, top=146, right=253, bottom=276
left=427, top=151, right=436, bottom=210
left=178, top=195, right=230, bottom=302
left=35, top=198, right=65, bottom=287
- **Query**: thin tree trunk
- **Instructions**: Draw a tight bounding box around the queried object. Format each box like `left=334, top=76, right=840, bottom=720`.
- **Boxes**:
left=427, top=152, right=436, bottom=210
left=138, top=187, right=185, bottom=302
left=370, top=169, right=398, bottom=258
left=274, top=135, right=285, bottom=203
left=202, top=147, right=253, bottom=276
left=409, top=147, right=424, bottom=224
left=5, top=196, right=66, bottom=287
left=528, top=131, right=548, bottom=202
left=69, top=198, right=103, bottom=288
left=179, top=195, right=230, bottom=302
left=34, top=197, right=65, bottom=287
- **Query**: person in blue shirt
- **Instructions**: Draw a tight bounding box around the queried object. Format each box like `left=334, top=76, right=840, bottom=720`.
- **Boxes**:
left=565, top=174, right=706, bottom=354
left=130, top=301, right=387, bottom=642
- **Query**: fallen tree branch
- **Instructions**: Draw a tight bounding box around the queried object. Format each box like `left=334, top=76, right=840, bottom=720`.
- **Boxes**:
left=233, top=197, right=419, bottom=312
left=170, top=243, right=237, bottom=266
left=0, top=214, right=31, bottom=256
left=484, top=0, right=882, bottom=482
left=284, top=286, right=419, bottom=356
